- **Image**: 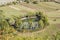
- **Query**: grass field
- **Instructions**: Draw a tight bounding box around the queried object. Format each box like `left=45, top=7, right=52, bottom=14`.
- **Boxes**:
left=0, top=2, right=60, bottom=26
left=0, top=2, right=60, bottom=40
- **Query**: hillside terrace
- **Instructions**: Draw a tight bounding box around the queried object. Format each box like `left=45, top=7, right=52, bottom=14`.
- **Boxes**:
left=0, top=0, right=60, bottom=5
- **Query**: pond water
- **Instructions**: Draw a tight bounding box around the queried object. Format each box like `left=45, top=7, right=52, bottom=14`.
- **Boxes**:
left=18, top=17, right=40, bottom=31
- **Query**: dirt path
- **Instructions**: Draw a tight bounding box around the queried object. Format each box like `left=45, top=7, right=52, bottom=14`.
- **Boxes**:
left=9, top=5, right=36, bottom=12
left=9, top=6, right=20, bottom=10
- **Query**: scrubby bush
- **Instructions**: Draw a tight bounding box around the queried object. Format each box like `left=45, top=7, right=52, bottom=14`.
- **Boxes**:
left=0, top=5, right=5, bottom=7
left=0, top=10, right=3, bottom=13
left=44, top=0, right=48, bottom=2
left=39, top=20, right=44, bottom=29
left=0, top=14, right=15, bottom=35
left=42, top=16, right=49, bottom=26
left=6, top=3, right=12, bottom=5
left=36, top=12, right=49, bottom=28
left=10, top=12, right=49, bottom=32
left=0, top=11, right=49, bottom=34
left=53, top=18, right=56, bottom=21
left=24, top=0, right=30, bottom=3
left=56, top=32, right=60, bottom=40
left=0, top=20, right=15, bottom=34
left=12, top=2, right=17, bottom=5
left=54, top=31, right=60, bottom=40
left=32, top=1, right=38, bottom=4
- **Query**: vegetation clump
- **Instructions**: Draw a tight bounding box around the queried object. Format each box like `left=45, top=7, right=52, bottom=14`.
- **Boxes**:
left=0, top=11, right=49, bottom=33
left=0, top=10, right=50, bottom=40
left=32, top=1, right=38, bottom=4
left=7, top=12, right=49, bottom=32
left=24, top=0, right=30, bottom=3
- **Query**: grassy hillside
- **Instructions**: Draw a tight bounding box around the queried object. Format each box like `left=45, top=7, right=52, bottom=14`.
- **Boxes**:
left=0, top=2, right=60, bottom=40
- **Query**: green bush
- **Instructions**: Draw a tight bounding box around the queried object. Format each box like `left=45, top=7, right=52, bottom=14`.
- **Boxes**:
left=0, top=10, right=15, bottom=35
left=0, top=5, right=5, bottom=7
left=55, top=31, right=60, bottom=40
left=0, top=11, right=49, bottom=34
left=39, top=20, right=44, bottom=29
left=37, top=12, right=49, bottom=28
left=32, top=1, right=38, bottom=4
left=6, top=3, right=12, bottom=5
left=24, top=0, right=30, bottom=3
left=42, top=16, right=49, bottom=26
left=12, top=2, right=17, bottom=5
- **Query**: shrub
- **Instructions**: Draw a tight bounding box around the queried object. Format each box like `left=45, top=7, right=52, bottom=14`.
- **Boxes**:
left=0, top=11, right=15, bottom=35
left=53, top=19, right=56, bottom=21
left=42, top=16, right=49, bottom=26
left=24, top=0, right=29, bottom=3
left=0, top=19, right=15, bottom=34
left=12, top=2, right=17, bottom=5
left=32, top=1, right=38, bottom=4
left=55, top=31, right=60, bottom=40
left=0, top=10, right=3, bottom=15
left=0, top=5, right=5, bottom=7
left=44, top=0, right=48, bottom=2
left=36, top=12, right=49, bottom=28
left=6, top=3, right=12, bottom=5
left=39, top=20, right=44, bottom=29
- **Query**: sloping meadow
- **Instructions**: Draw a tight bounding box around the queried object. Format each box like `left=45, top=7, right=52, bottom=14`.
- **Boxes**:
left=0, top=2, right=60, bottom=40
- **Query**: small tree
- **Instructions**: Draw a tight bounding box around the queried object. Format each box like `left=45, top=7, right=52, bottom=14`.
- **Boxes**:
left=39, top=20, right=44, bottom=29
left=32, top=1, right=38, bottom=4
left=24, top=0, right=30, bottom=3
left=0, top=10, right=3, bottom=14
left=6, top=3, right=12, bottom=5
left=36, top=12, right=49, bottom=28
left=12, top=2, right=17, bottom=5
left=0, top=5, right=5, bottom=7
left=42, top=16, right=49, bottom=26
left=0, top=10, right=5, bottom=18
